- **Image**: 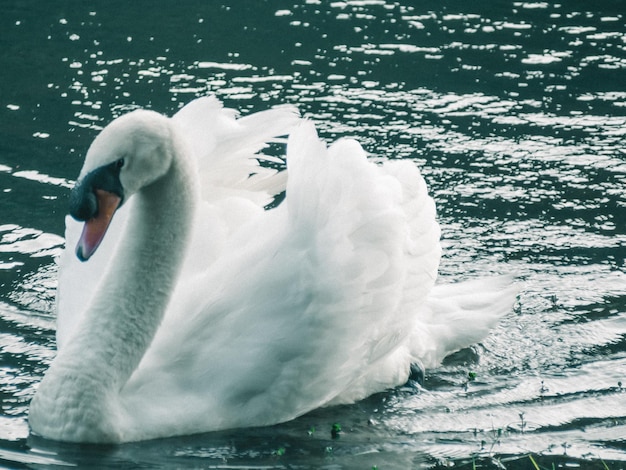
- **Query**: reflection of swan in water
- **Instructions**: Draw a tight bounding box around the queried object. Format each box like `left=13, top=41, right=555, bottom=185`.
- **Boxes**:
left=29, top=97, right=517, bottom=443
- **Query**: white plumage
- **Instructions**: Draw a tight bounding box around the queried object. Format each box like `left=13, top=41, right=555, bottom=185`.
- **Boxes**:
left=29, top=97, right=516, bottom=443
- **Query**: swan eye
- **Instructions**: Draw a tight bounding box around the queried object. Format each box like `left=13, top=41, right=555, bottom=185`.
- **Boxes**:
left=115, top=158, right=125, bottom=169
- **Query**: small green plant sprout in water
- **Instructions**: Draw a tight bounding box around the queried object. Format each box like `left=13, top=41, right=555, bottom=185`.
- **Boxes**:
left=519, top=412, right=526, bottom=433
left=272, top=447, right=286, bottom=457
left=307, top=425, right=316, bottom=436
left=331, top=422, right=342, bottom=438
left=464, top=371, right=477, bottom=391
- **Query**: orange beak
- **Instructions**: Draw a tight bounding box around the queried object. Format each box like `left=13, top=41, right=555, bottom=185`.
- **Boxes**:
left=76, top=189, right=121, bottom=262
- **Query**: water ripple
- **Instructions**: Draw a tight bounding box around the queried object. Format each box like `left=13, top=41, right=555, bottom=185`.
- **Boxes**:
left=1, top=0, right=626, bottom=466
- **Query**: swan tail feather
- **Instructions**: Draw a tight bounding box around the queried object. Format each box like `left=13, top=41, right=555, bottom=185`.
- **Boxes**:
left=411, top=275, right=519, bottom=368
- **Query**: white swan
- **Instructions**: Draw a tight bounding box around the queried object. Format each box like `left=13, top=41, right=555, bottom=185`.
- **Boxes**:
left=28, top=97, right=517, bottom=443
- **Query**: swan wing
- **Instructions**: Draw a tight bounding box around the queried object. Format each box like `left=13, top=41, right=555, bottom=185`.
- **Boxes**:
left=119, top=122, right=441, bottom=438
left=173, top=96, right=299, bottom=206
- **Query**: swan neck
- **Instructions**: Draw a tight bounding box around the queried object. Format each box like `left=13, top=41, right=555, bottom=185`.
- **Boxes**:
left=91, top=151, right=196, bottom=386
left=35, top=136, right=197, bottom=434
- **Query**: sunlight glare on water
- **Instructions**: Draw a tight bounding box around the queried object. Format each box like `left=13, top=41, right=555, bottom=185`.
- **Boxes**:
left=0, top=0, right=625, bottom=468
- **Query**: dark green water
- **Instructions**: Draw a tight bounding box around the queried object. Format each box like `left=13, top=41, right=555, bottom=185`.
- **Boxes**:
left=1, top=1, right=625, bottom=468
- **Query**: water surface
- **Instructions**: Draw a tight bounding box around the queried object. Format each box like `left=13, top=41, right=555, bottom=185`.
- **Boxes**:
left=1, top=1, right=625, bottom=468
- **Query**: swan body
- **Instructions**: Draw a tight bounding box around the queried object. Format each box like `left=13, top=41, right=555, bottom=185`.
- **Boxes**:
left=29, top=97, right=517, bottom=443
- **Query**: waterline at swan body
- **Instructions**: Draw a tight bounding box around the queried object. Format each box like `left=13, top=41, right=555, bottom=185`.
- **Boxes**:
left=28, top=97, right=517, bottom=443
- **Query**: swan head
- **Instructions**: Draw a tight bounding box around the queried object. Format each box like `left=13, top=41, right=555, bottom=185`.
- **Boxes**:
left=69, top=110, right=174, bottom=261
